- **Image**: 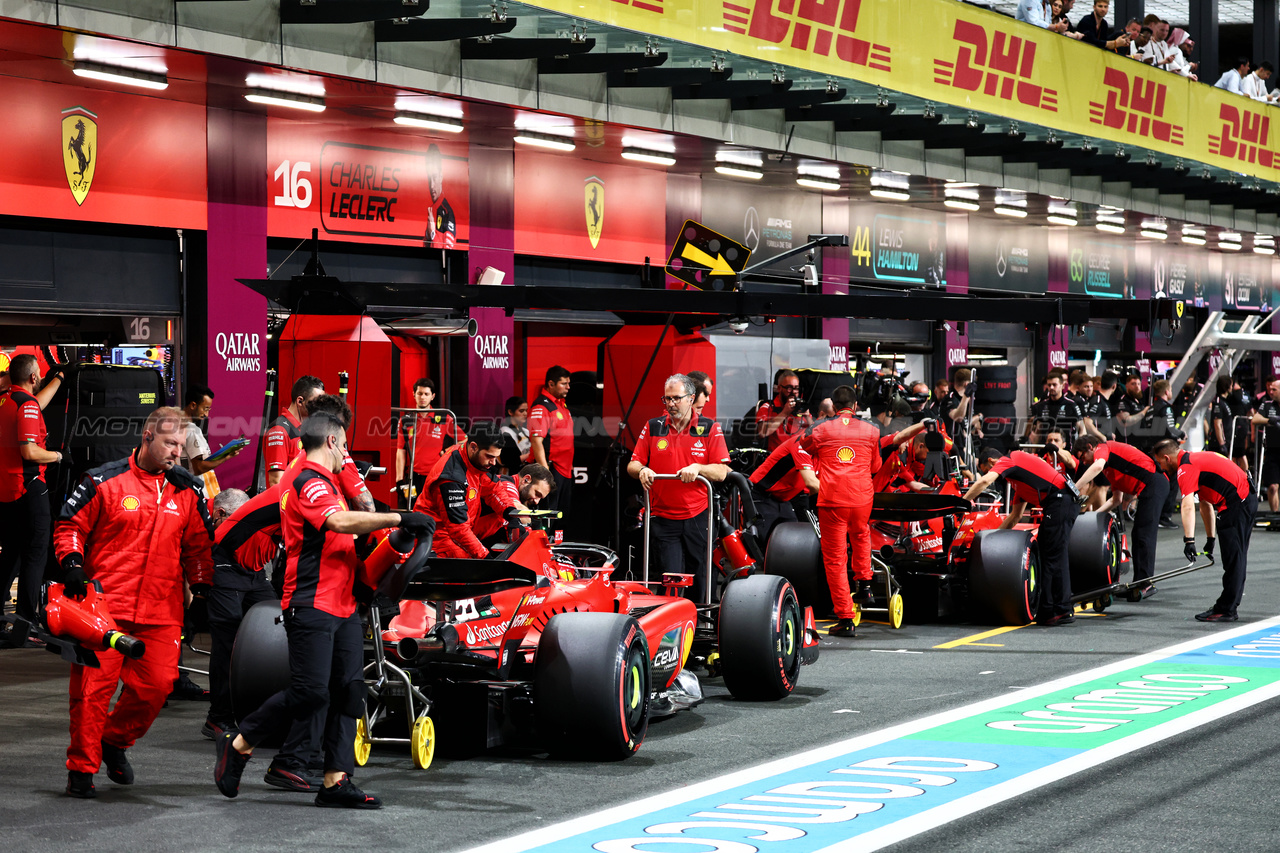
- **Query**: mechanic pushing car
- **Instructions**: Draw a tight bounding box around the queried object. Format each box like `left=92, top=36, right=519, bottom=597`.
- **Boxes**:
left=964, top=448, right=1080, bottom=627
left=214, top=411, right=432, bottom=808
left=797, top=384, right=881, bottom=638
left=1153, top=439, right=1258, bottom=622
left=1072, top=436, right=1170, bottom=601
left=747, top=433, right=820, bottom=541
left=628, top=373, right=730, bottom=602
left=414, top=424, right=518, bottom=558
left=54, top=407, right=214, bottom=799
left=874, top=419, right=935, bottom=493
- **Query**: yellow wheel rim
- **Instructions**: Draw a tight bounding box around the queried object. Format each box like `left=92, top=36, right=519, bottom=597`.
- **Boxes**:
left=628, top=665, right=641, bottom=710
left=889, top=594, right=905, bottom=629
left=354, top=718, right=372, bottom=767
left=411, top=715, right=435, bottom=771
left=784, top=617, right=795, bottom=656
left=850, top=602, right=862, bottom=627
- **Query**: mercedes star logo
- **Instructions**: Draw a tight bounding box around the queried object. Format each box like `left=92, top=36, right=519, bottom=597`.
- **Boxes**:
left=995, top=239, right=1007, bottom=278
left=743, top=206, right=760, bottom=251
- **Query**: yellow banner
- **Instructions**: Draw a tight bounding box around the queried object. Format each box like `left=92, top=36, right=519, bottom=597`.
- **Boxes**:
left=528, top=0, right=1280, bottom=185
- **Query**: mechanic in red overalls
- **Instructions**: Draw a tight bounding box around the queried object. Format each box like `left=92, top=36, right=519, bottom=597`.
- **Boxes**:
left=262, top=375, right=324, bottom=487
left=395, top=377, right=462, bottom=506
left=797, top=384, right=881, bottom=637
left=528, top=365, right=576, bottom=518
left=873, top=419, right=934, bottom=492
left=1073, top=435, right=1169, bottom=600
left=415, top=425, right=517, bottom=558
left=964, top=448, right=1079, bottom=626
left=472, top=463, right=555, bottom=543
left=54, top=407, right=214, bottom=798
left=748, top=433, right=819, bottom=541
left=1153, top=439, right=1257, bottom=622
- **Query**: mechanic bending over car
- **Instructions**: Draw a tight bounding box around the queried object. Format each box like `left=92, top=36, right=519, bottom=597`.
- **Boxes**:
left=414, top=425, right=519, bottom=559
left=214, top=412, right=433, bottom=808
left=1153, top=439, right=1258, bottom=623
left=473, top=462, right=556, bottom=544
left=748, top=433, right=820, bottom=541
left=965, top=448, right=1080, bottom=627
left=1072, top=436, right=1170, bottom=601
left=873, top=418, right=935, bottom=492
left=797, top=384, right=881, bottom=638
left=628, top=373, right=730, bottom=602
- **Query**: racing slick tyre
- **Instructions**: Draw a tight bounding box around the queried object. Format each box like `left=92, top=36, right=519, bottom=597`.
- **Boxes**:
left=718, top=574, right=803, bottom=701
left=1069, top=511, right=1122, bottom=593
left=764, top=522, right=831, bottom=617
left=228, top=601, right=290, bottom=745
left=967, top=529, right=1039, bottom=626
left=535, top=613, right=650, bottom=761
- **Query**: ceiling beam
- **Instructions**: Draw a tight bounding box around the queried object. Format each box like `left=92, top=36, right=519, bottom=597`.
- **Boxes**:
left=461, top=37, right=595, bottom=61
left=731, top=87, right=846, bottom=111
left=671, top=80, right=792, bottom=100
left=281, top=0, right=427, bottom=24
left=538, top=51, right=667, bottom=74
left=607, top=67, right=733, bottom=88
left=374, top=16, right=516, bottom=42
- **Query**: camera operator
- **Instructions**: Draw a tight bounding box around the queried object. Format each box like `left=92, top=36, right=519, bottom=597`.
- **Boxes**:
left=756, top=369, right=810, bottom=451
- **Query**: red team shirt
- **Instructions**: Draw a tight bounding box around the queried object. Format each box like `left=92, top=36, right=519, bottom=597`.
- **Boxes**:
left=397, top=412, right=461, bottom=475
left=280, top=460, right=358, bottom=617
left=1091, top=440, right=1158, bottom=496
left=755, top=401, right=810, bottom=452
left=991, top=451, right=1069, bottom=507
left=528, top=393, right=575, bottom=478
left=797, top=410, right=881, bottom=507
left=1173, top=451, right=1252, bottom=512
left=632, top=415, right=730, bottom=519
left=748, top=434, right=814, bottom=502
left=0, top=388, right=48, bottom=500
left=262, top=410, right=303, bottom=474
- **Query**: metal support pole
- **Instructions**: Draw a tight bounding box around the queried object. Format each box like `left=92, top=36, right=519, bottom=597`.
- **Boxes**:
left=1190, top=0, right=1219, bottom=84
left=1256, top=0, right=1279, bottom=83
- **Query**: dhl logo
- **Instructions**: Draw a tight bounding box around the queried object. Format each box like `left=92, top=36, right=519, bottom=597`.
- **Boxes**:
left=1087, top=67, right=1183, bottom=145
left=724, top=0, right=891, bottom=72
left=1208, top=103, right=1280, bottom=169
left=933, top=20, right=1057, bottom=112
left=614, top=0, right=665, bottom=15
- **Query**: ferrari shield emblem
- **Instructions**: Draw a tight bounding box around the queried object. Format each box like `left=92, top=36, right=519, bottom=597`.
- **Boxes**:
left=584, top=176, right=604, bottom=249
left=62, top=106, right=97, bottom=206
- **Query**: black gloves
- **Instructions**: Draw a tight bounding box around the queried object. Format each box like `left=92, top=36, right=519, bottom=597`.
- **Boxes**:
left=398, top=511, right=435, bottom=537
left=965, top=383, right=976, bottom=398
left=61, top=555, right=88, bottom=598
left=190, top=583, right=211, bottom=598
left=1269, top=416, right=1280, bottom=429
left=1204, top=537, right=1216, bottom=559
left=1183, top=537, right=1197, bottom=562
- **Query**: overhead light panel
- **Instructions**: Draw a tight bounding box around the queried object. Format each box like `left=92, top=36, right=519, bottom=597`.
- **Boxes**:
left=796, top=163, right=839, bottom=189
left=1221, top=231, right=1243, bottom=243
left=74, top=60, right=168, bottom=91
left=1254, top=245, right=1276, bottom=255
left=716, top=164, right=764, bottom=180
left=394, top=111, right=464, bottom=133
left=944, top=187, right=979, bottom=211
left=246, top=88, right=325, bottom=112
left=622, top=146, right=676, bottom=166
left=1218, top=240, right=1243, bottom=251
left=1140, top=229, right=1168, bottom=240
left=870, top=170, right=910, bottom=200
left=797, top=177, right=841, bottom=191
left=1183, top=226, right=1206, bottom=236
left=1096, top=222, right=1125, bottom=234
left=995, top=206, right=1028, bottom=218
left=1182, top=235, right=1206, bottom=245
left=514, top=130, right=575, bottom=152
left=1141, top=220, right=1168, bottom=240
left=1046, top=199, right=1077, bottom=226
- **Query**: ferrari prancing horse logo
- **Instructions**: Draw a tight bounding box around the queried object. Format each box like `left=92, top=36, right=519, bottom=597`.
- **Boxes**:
left=62, top=106, right=98, bottom=206
left=584, top=175, right=604, bottom=249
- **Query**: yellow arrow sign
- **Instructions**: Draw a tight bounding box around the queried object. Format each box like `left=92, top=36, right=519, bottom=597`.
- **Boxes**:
left=681, top=242, right=736, bottom=278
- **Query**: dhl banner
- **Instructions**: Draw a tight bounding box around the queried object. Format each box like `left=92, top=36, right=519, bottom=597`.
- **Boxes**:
left=527, top=0, right=1280, bottom=185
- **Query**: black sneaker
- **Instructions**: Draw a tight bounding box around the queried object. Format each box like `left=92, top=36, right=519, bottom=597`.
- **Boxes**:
left=1036, top=612, right=1076, bottom=627
left=852, top=582, right=874, bottom=605
left=201, top=718, right=231, bottom=741
left=213, top=731, right=251, bottom=798
left=1195, top=609, right=1238, bottom=622
left=315, top=776, right=382, bottom=809
left=66, top=771, right=96, bottom=799
left=169, top=675, right=210, bottom=701
left=828, top=619, right=856, bottom=637
left=1127, top=586, right=1158, bottom=602
left=1158, top=519, right=1179, bottom=530
left=101, top=741, right=133, bottom=785
left=265, top=764, right=323, bottom=793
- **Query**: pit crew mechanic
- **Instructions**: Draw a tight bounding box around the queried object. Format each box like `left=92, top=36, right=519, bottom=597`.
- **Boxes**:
left=214, top=412, right=433, bottom=808
left=797, top=384, right=881, bottom=638
left=748, top=433, right=820, bottom=540
left=1072, top=435, right=1170, bottom=600
left=964, top=448, right=1079, bottom=627
left=54, top=407, right=214, bottom=799
left=262, top=375, right=324, bottom=487
left=627, top=373, right=730, bottom=602
left=395, top=377, right=461, bottom=506
left=473, top=462, right=556, bottom=543
left=1153, top=439, right=1258, bottom=623
left=414, top=425, right=518, bottom=559
left=528, top=365, right=575, bottom=517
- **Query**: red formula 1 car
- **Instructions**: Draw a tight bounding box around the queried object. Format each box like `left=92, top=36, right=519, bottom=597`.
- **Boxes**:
left=765, top=483, right=1124, bottom=627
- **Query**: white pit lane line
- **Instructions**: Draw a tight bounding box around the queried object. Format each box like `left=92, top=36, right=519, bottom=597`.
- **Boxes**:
left=459, top=615, right=1280, bottom=853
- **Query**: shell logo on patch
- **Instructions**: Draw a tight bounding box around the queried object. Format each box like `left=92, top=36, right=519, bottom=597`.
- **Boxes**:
left=836, top=446, right=856, bottom=463
left=467, top=487, right=478, bottom=501
left=120, top=495, right=140, bottom=511
left=555, top=411, right=564, bottom=421
left=279, top=492, right=289, bottom=512
left=656, top=439, right=669, bottom=451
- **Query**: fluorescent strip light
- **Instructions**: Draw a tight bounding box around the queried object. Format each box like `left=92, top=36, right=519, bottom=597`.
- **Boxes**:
left=1047, top=215, right=1078, bottom=226
left=944, top=199, right=981, bottom=211
left=246, top=88, right=325, bottom=112
left=798, top=164, right=840, bottom=180
left=716, top=150, right=763, bottom=168
left=514, top=131, right=575, bottom=152
left=716, top=165, right=764, bottom=180
left=1182, top=235, right=1207, bottom=245
left=1140, top=230, right=1168, bottom=240
left=1183, top=227, right=1206, bottom=236
left=994, top=206, right=1027, bottom=218
left=1218, top=241, right=1243, bottom=250
left=946, top=181, right=980, bottom=188
left=797, top=177, right=841, bottom=191
left=622, top=147, right=676, bottom=166
left=394, top=111, right=464, bottom=133
left=869, top=188, right=910, bottom=201
left=1221, top=231, right=1242, bottom=241
left=1096, top=223, right=1125, bottom=234
left=1254, top=246, right=1276, bottom=255
left=74, top=61, right=168, bottom=91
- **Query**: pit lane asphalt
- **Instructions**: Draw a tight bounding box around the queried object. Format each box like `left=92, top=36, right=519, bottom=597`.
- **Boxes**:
left=1, top=524, right=1277, bottom=853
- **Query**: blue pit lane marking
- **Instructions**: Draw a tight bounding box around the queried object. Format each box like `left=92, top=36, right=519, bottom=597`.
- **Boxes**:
left=460, top=617, right=1280, bottom=853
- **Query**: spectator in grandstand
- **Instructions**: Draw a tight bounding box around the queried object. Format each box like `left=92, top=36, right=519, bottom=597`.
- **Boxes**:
left=1077, top=0, right=1129, bottom=50
left=1129, top=26, right=1154, bottom=62
left=1167, top=28, right=1198, bottom=79
left=1242, top=61, right=1277, bottom=103
left=1215, top=57, right=1251, bottom=95
left=1017, top=0, right=1068, bottom=32
left=1051, top=0, right=1083, bottom=38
